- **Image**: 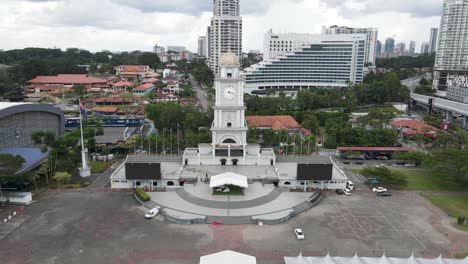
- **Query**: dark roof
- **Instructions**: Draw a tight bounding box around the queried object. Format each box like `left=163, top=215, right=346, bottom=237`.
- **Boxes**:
left=337, top=147, right=413, bottom=152
left=0, top=103, right=65, bottom=136
left=0, top=148, right=49, bottom=175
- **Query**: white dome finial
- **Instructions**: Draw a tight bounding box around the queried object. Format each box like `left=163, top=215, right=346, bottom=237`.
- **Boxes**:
left=219, top=49, right=240, bottom=66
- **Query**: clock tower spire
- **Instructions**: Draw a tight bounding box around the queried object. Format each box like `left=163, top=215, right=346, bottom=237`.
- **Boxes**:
left=211, top=50, right=247, bottom=147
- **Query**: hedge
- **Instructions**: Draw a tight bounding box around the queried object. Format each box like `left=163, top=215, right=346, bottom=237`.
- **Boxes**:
left=134, top=188, right=151, bottom=202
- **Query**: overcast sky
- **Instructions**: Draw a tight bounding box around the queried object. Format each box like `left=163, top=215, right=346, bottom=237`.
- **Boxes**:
left=0, top=0, right=443, bottom=53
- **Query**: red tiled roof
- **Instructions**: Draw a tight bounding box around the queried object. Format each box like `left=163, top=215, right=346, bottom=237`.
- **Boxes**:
left=113, top=81, right=132, bottom=87
left=246, top=116, right=302, bottom=130
left=92, top=106, right=118, bottom=113
left=337, top=147, right=413, bottom=152
left=391, top=120, right=437, bottom=135
left=162, top=75, right=177, bottom=81
left=116, top=65, right=150, bottom=73
left=142, top=78, right=158, bottom=83
left=28, top=74, right=106, bottom=85
left=133, top=83, right=155, bottom=92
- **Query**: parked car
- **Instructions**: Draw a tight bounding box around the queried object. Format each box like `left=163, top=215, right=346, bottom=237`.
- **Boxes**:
left=145, top=207, right=160, bottom=219
left=343, top=189, right=352, bottom=196
left=404, top=163, right=417, bottom=167
left=346, top=181, right=354, bottom=191
left=364, top=178, right=381, bottom=184
left=336, top=189, right=344, bottom=195
left=372, top=187, right=388, bottom=193
left=294, top=229, right=305, bottom=240
left=377, top=192, right=392, bottom=197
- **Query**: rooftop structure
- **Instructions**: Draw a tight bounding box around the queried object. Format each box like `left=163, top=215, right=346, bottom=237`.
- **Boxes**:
left=391, top=120, right=438, bottom=135
left=246, top=115, right=310, bottom=135
left=27, top=74, right=107, bottom=93
left=0, top=103, right=65, bottom=149
left=284, top=254, right=467, bottom=264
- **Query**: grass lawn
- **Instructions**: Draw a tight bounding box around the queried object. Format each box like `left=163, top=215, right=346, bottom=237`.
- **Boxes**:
left=353, top=169, right=467, bottom=192
left=213, top=185, right=244, bottom=196
left=424, top=195, right=468, bottom=218
left=451, top=222, right=468, bottom=232
left=90, top=161, right=113, bottom=173
left=454, top=252, right=468, bottom=259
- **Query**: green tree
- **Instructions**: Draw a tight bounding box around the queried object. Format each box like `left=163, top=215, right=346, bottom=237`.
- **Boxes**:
left=361, top=167, right=408, bottom=186
left=31, top=130, right=56, bottom=152
left=73, top=85, right=87, bottom=96
left=53, top=171, right=71, bottom=186
left=425, top=149, right=468, bottom=183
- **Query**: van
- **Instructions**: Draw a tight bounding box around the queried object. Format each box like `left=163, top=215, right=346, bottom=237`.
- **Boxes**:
left=346, top=181, right=354, bottom=191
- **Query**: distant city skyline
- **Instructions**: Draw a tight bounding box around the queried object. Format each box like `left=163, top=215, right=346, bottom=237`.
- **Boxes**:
left=0, top=0, right=442, bottom=53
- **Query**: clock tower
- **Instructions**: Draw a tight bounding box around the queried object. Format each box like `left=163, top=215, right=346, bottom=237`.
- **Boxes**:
left=211, top=50, right=247, bottom=147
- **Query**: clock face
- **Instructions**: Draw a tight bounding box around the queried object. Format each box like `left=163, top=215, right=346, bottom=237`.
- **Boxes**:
left=223, top=87, right=236, bottom=100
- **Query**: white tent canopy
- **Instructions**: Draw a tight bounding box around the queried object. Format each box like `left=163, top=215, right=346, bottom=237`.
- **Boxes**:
left=209, top=172, right=248, bottom=189
left=283, top=253, right=468, bottom=264
left=200, top=250, right=256, bottom=264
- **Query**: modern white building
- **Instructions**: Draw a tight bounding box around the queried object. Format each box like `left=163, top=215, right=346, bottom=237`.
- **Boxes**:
left=209, top=0, right=243, bottom=75
left=447, top=74, right=468, bottom=102
left=198, top=36, right=208, bottom=57
left=434, top=0, right=468, bottom=91
left=153, top=44, right=165, bottom=55
left=429, top=27, right=439, bottom=53
left=322, top=25, right=378, bottom=66
left=245, top=34, right=366, bottom=94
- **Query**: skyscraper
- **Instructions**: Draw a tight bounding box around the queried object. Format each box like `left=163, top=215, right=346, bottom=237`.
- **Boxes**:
left=198, top=36, right=207, bottom=57
left=209, top=0, right=243, bottom=75
left=421, top=42, right=430, bottom=54
left=429, top=27, right=439, bottom=53
left=384, top=38, right=395, bottom=54
left=395, top=42, right=406, bottom=55
left=376, top=40, right=382, bottom=55
left=409, top=41, right=416, bottom=56
left=434, top=0, right=468, bottom=91
left=322, top=25, right=378, bottom=66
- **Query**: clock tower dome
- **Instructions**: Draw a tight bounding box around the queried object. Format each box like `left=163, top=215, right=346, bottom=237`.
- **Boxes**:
left=211, top=50, right=247, bottom=147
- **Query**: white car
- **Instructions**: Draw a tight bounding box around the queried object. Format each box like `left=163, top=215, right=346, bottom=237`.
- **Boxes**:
left=145, top=207, right=160, bottom=219
left=346, top=181, right=354, bottom=191
left=372, top=187, right=388, bottom=193
left=294, top=229, right=305, bottom=240
left=343, top=189, right=352, bottom=196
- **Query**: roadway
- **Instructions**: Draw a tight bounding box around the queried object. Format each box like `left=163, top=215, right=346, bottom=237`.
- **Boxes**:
left=401, top=72, right=432, bottom=92
left=189, top=74, right=209, bottom=111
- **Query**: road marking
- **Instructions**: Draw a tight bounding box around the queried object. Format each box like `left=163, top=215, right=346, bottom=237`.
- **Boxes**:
left=334, top=203, right=369, bottom=250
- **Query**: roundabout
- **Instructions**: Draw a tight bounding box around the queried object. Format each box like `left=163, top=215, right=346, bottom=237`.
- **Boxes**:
left=147, top=182, right=323, bottom=225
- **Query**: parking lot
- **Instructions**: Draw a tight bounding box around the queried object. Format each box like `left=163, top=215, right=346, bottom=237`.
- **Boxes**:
left=0, top=188, right=466, bottom=264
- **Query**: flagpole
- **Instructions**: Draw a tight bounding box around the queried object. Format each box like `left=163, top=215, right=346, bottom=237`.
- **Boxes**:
left=79, top=99, right=90, bottom=177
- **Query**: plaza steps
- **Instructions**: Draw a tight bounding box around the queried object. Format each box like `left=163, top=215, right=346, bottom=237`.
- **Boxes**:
left=176, top=188, right=282, bottom=209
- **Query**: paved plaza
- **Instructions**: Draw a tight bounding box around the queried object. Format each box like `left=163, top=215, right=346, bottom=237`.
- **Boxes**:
left=0, top=188, right=467, bottom=264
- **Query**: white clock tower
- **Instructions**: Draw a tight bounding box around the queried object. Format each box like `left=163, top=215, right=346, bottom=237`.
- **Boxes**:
left=211, top=50, right=247, bottom=147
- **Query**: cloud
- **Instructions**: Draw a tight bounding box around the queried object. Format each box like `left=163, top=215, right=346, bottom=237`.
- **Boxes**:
left=321, top=0, right=442, bottom=18
left=110, top=0, right=303, bottom=15
left=0, top=0, right=442, bottom=53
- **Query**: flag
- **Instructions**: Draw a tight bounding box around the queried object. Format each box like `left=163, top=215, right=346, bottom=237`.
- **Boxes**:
left=79, top=102, right=88, bottom=119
